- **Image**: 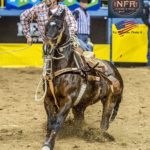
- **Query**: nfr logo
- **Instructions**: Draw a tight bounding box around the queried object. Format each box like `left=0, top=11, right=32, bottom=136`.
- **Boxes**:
left=112, top=0, right=139, bottom=15
left=6, top=0, right=41, bottom=9
left=113, top=0, right=139, bottom=8
left=109, top=0, right=143, bottom=18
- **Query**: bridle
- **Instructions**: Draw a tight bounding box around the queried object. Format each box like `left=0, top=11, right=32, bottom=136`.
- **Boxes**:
left=45, top=19, right=79, bottom=60
left=44, top=20, right=72, bottom=76
left=47, top=24, right=65, bottom=50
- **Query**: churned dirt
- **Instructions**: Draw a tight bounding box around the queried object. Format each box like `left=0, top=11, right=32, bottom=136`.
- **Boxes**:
left=0, top=67, right=150, bottom=150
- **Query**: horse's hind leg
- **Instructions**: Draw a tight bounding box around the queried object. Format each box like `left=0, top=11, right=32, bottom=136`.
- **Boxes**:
left=101, top=93, right=116, bottom=131
left=110, top=93, right=122, bottom=122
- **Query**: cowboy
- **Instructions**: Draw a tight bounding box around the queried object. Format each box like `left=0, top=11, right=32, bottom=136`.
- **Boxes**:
left=73, top=0, right=93, bottom=52
left=20, top=0, right=77, bottom=47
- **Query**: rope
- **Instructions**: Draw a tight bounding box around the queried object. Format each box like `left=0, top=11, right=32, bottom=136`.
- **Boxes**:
left=50, top=36, right=78, bottom=60
left=35, top=77, right=47, bottom=102
left=0, top=45, right=32, bottom=54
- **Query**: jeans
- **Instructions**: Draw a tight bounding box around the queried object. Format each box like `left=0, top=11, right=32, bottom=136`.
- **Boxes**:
left=77, top=34, right=93, bottom=52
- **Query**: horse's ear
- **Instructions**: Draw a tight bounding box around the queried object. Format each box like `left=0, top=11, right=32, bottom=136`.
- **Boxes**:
left=54, top=8, right=66, bottom=19
left=60, top=9, right=66, bottom=19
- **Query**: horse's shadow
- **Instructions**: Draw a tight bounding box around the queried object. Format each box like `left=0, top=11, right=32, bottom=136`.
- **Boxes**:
left=57, top=119, right=115, bottom=143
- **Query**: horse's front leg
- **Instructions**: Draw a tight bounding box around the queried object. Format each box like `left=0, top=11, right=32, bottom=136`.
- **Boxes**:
left=42, top=98, right=72, bottom=150
left=43, top=95, right=57, bottom=147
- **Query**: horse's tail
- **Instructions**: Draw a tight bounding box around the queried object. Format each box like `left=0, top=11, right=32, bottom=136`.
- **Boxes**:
left=110, top=92, right=123, bottom=122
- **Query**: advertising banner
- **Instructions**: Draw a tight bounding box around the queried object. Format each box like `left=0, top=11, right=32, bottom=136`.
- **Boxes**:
left=0, top=44, right=43, bottom=67
left=5, top=0, right=100, bottom=10
left=112, top=19, right=148, bottom=62
left=0, top=17, right=42, bottom=43
left=64, top=0, right=101, bottom=10
left=108, top=0, right=143, bottom=18
left=5, top=0, right=41, bottom=9
left=0, top=16, right=43, bottom=67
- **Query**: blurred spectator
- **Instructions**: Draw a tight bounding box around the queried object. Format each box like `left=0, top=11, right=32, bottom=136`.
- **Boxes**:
left=73, top=0, right=93, bottom=52
left=142, top=1, right=150, bottom=66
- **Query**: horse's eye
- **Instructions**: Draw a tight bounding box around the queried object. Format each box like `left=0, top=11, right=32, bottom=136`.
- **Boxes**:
left=57, top=26, right=62, bottom=31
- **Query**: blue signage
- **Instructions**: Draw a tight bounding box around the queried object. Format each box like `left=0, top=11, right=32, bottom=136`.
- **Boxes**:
left=64, top=0, right=101, bottom=10
left=6, top=0, right=41, bottom=9
left=5, top=0, right=100, bottom=10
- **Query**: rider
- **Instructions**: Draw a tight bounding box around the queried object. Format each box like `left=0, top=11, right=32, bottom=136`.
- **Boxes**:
left=20, top=0, right=77, bottom=47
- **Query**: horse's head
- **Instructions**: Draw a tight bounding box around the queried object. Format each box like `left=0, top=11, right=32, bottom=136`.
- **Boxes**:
left=44, top=9, right=75, bottom=70
left=45, top=9, right=67, bottom=47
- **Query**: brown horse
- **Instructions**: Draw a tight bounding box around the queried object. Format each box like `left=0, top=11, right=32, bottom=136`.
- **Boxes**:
left=42, top=9, right=123, bottom=150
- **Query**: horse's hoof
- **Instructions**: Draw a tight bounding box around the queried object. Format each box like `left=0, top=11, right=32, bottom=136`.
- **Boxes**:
left=42, top=146, right=50, bottom=150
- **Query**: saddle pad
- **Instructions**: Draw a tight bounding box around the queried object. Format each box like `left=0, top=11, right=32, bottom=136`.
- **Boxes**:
left=108, top=75, right=121, bottom=94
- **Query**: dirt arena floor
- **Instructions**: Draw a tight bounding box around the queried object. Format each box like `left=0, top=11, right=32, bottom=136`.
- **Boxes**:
left=0, top=67, right=150, bottom=150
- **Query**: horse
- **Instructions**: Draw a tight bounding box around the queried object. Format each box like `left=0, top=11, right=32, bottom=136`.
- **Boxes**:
left=41, top=9, right=123, bottom=150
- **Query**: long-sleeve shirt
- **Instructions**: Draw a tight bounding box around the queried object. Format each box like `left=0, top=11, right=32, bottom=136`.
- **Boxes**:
left=20, top=2, right=77, bottom=42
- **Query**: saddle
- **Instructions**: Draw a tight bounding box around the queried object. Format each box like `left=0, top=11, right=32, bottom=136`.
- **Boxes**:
left=74, top=48, right=121, bottom=94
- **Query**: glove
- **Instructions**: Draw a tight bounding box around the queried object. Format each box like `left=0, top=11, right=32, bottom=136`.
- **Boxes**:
left=87, top=38, right=93, bottom=47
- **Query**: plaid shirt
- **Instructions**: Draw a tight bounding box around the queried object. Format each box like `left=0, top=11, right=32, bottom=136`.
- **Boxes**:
left=20, top=2, right=77, bottom=41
